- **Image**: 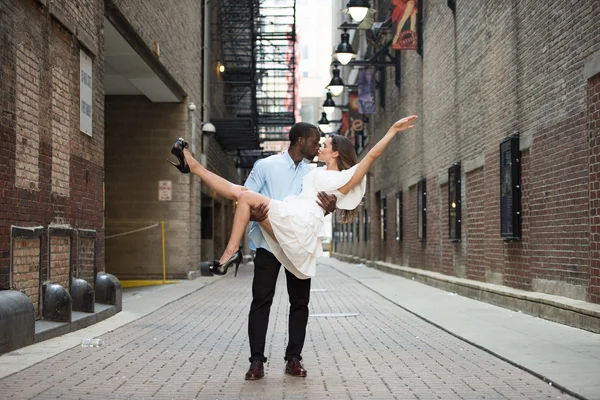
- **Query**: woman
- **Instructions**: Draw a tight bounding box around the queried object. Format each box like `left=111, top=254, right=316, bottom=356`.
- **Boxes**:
left=169, top=115, right=417, bottom=279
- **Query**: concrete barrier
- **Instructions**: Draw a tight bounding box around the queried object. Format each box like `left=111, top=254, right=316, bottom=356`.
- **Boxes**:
left=0, top=290, right=35, bottom=354
left=70, top=278, right=95, bottom=313
left=95, top=273, right=122, bottom=312
left=42, top=282, right=72, bottom=323
left=200, top=261, right=215, bottom=276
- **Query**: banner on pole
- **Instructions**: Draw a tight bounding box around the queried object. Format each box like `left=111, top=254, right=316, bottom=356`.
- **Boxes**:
left=391, top=0, right=418, bottom=50
left=348, top=92, right=363, bottom=135
left=358, top=68, right=376, bottom=115
left=340, top=111, right=350, bottom=136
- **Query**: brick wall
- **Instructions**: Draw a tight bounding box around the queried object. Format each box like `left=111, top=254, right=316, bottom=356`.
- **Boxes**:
left=77, top=238, right=95, bottom=284
left=0, top=0, right=105, bottom=293
left=11, top=238, right=41, bottom=315
left=406, top=185, right=426, bottom=269
left=438, top=183, right=454, bottom=277
left=14, top=41, right=41, bottom=192
left=465, top=167, right=485, bottom=281
left=528, top=114, right=589, bottom=300
left=49, top=237, right=70, bottom=289
left=589, top=73, right=600, bottom=303
left=50, top=28, right=72, bottom=197
left=335, top=1, right=600, bottom=303
left=504, top=150, right=531, bottom=291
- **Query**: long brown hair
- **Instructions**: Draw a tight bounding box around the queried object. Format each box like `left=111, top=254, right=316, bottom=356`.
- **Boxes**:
left=330, top=134, right=359, bottom=223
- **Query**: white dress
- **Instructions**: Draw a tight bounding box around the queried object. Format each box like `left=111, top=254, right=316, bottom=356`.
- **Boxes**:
left=260, top=165, right=366, bottom=280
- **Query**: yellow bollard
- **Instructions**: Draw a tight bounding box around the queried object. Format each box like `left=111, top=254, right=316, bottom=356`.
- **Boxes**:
left=161, top=221, right=166, bottom=284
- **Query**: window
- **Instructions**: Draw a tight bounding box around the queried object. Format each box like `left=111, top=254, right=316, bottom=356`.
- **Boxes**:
left=396, top=192, right=403, bottom=242
left=201, top=206, right=213, bottom=240
left=417, top=179, right=427, bottom=241
left=448, top=0, right=456, bottom=13
left=500, top=134, right=522, bottom=241
left=448, top=163, right=461, bottom=241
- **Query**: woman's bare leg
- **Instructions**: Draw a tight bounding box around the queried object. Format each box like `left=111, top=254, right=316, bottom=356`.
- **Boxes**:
left=219, top=191, right=272, bottom=264
left=183, top=148, right=247, bottom=200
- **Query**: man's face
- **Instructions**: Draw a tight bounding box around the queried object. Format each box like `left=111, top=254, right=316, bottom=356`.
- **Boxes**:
left=300, top=131, right=321, bottom=161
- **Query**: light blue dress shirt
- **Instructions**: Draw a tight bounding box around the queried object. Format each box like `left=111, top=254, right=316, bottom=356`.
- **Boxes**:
left=244, top=151, right=312, bottom=252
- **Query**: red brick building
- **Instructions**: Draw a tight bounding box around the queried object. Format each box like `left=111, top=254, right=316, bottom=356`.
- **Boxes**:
left=333, top=1, right=600, bottom=305
left=0, top=0, right=241, bottom=324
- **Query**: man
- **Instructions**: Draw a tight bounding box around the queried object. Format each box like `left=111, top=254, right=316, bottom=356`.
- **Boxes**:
left=244, top=122, right=336, bottom=380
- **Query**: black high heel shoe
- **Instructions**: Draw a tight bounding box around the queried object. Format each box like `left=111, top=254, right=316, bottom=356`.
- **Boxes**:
left=210, top=250, right=243, bottom=277
left=167, top=138, right=190, bottom=173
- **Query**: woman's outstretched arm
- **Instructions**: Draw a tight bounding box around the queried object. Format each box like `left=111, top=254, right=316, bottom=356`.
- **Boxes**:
left=338, top=115, right=417, bottom=195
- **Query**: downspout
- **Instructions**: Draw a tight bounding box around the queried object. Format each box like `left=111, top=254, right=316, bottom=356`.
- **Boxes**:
left=202, top=0, right=211, bottom=137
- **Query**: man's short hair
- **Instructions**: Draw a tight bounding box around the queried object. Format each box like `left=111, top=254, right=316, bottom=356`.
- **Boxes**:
left=289, top=122, right=319, bottom=146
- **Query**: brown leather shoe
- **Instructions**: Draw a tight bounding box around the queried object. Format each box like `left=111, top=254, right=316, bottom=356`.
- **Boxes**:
left=285, top=358, right=307, bottom=377
left=245, top=360, right=264, bottom=380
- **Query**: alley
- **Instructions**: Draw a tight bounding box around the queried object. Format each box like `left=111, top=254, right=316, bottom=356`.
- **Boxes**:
left=0, top=261, right=573, bottom=400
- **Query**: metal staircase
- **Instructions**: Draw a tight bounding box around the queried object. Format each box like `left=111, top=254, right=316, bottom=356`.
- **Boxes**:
left=212, top=0, right=297, bottom=165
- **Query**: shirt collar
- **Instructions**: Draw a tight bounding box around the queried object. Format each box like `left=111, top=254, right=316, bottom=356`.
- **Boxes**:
left=283, top=150, right=302, bottom=170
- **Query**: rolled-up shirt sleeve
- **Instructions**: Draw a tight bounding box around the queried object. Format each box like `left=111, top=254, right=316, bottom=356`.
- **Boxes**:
left=244, top=159, right=264, bottom=192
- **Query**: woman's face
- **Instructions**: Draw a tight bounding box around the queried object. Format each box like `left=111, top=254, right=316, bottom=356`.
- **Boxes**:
left=318, top=138, right=337, bottom=163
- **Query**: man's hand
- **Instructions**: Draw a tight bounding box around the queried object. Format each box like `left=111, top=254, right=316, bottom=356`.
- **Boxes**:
left=249, top=203, right=269, bottom=222
left=316, top=192, right=337, bottom=215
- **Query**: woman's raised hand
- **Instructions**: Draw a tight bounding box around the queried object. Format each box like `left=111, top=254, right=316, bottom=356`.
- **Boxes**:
left=392, top=115, right=418, bottom=132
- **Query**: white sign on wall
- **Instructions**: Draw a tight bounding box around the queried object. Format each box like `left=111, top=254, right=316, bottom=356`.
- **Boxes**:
left=80, top=50, right=93, bottom=137
left=158, top=180, right=172, bottom=201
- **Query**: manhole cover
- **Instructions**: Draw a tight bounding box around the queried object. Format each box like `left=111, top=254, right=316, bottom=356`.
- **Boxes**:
left=309, top=313, right=359, bottom=318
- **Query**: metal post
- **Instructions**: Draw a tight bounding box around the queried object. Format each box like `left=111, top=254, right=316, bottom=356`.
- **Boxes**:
left=161, top=221, right=166, bottom=283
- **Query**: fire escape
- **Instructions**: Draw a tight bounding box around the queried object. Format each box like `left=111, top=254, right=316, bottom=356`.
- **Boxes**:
left=212, top=0, right=297, bottom=169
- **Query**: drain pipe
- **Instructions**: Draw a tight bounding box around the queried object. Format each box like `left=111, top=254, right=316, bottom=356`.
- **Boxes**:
left=202, top=0, right=211, bottom=135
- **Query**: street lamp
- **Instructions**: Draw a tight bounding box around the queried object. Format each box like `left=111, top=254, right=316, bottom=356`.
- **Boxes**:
left=347, top=0, right=369, bottom=23
left=335, top=30, right=355, bottom=65
left=322, top=91, right=336, bottom=114
left=327, top=67, right=345, bottom=96
left=318, top=112, right=330, bottom=133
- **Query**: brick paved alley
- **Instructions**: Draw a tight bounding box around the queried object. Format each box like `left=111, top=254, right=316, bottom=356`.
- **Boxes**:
left=0, top=261, right=573, bottom=400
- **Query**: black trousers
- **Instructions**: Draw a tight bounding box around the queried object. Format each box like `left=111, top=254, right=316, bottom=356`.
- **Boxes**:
left=248, top=248, right=311, bottom=363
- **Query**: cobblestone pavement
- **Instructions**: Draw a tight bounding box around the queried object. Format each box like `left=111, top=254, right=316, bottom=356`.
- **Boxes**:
left=0, top=262, right=574, bottom=400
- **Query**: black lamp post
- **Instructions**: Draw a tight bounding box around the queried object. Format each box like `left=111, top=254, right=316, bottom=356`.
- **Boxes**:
left=327, top=67, right=345, bottom=96
left=335, top=30, right=355, bottom=65
left=322, top=91, right=336, bottom=114
left=318, top=112, right=330, bottom=132
left=347, top=0, right=369, bottom=22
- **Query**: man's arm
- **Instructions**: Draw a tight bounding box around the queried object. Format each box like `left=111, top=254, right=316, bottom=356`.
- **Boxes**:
left=244, top=160, right=269, bottom=221
left=316, top=192, right=337, bottom=215
left=244, top=160, right=264, bottom=192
